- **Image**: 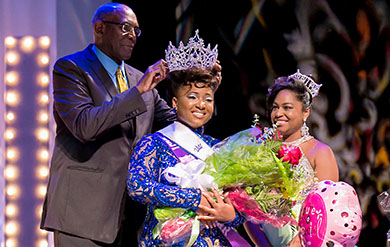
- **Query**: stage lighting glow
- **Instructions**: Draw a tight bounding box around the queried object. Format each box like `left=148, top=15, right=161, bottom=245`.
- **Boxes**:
left=36, top=239, right=48, bottom=247
left=5, top=165, right=19, bottom=181
left=37, top=165, right=49, bottom=178
left=6, top=91, right=20, bottom=106
left=6, top=147, right=18, bottom=161
left=38, top=111, right=49, bottom=123
left=37, top=148, right=49, bottom=161
left=5, top=204, right=18, bottom=217
left=6, top=184, right=20, bottom=198
left=37, top=228, right=48, bottom=236
left=38, top=36, right=50, bottom=49
left=35, top=185, right=47, bottom=198
left=5, top=238, right=17, bottom=247
left=35, top=205, right=43, bottom=218
left=36, top=128, right=49, bottom=142
left=37, top=53, right=49, bottom=66
left=5, top=71, right=19, bottom=86
left=38, top=92, right=49, bottom=105
left=20, top=36, right=36, bottom=53
left=6, top=51, right=20, bottom=65
left=6, top=111, right=16, bottom=123
left=5, top=128, right=16, bottom=141
left=5, top=221, right=19, bottom=236
left=37, top=72, right=49, bottom=87
left=5, top=36, right=17, bottom=48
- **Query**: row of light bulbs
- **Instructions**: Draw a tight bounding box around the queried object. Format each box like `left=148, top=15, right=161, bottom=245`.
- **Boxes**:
left=4, top=36, right=51, bottom=247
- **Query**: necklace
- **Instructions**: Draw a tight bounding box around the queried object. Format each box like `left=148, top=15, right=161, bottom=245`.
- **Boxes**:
left=283, top=135, right=313, bottom=146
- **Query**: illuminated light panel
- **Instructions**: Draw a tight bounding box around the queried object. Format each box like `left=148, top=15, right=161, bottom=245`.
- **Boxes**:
left=38, top=92, right=49, bottom=105
left=35, top=184, right=47, bottom=198
left=36, top=165, right=49, bottom=179
left=37, top=228, right=48, bottom=236
left=6, top=147, right=19, bottom=161
left=5, top=71, right=19, bottom=86
left=37, top=53, right=49, bottom=66
left=5, top=128, right=16, bottom=141
left=6, top=51, right=20, bottom=65
left=37, top=72, right=49, bottom=87
left=6, top=111, right=16, bottom=123
left=20, top=36, right=36, bottom=53
left=5, top=204, right=18, bottom=217
left=4, top=165, right=18, bottom=181
left=35, top=205, right=43, bottom=218
left=5, top=36, right=17, bottom=48
left=37, top=111, right=49, bottom=123
left=37, top=148, right=49, bottom=162
left=36, top=239, right=48, bottom=247
left=6, top=184, right=20, bottom=198
left=5, top=238, right=17, bottom=247
left=5, top=221, right=19, bottom=236
left=38, top=36, right=50, bottom=49
left=35, top=128, right=49, bottom=142
left=5, top=91, right=20, bottom=106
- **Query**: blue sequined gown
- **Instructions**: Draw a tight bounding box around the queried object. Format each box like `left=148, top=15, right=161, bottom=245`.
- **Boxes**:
left=127, top=126, right=245, bottom=247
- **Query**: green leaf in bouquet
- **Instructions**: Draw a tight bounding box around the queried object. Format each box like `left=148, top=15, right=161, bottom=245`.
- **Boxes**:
left=152, top=222, right=163, bottom=240
left=180, top=209, right=196, bottom=221
left=154, top=207, right=187, bottom=223
left=204, top=141, right=285, bottom=188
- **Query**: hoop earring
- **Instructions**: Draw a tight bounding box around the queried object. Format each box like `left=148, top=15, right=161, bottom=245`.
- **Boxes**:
left=301, top=119, right=310, bottom=137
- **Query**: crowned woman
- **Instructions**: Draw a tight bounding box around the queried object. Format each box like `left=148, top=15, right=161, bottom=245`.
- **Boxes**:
left=127, top=31, right=248, bottom=247
left=244, top=71, right=339, bottom=246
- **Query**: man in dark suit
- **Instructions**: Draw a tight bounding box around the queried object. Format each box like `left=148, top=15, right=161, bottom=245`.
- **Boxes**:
left=40, top=3, right=175, bottom=247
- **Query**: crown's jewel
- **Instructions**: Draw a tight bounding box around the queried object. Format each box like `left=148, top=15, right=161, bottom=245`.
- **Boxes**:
left=288, top=69, right=322, bottom=97
left=165, top=30, right=218, bottom=72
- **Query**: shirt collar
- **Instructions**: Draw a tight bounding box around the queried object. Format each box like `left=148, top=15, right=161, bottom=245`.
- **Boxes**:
left=92, top=44, right=125, bottom=78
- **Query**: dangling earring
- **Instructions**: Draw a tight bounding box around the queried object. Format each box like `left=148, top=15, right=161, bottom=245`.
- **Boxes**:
left=301, top=119, right=309, bottom=137
left=173, top=107, right=177, bottom=114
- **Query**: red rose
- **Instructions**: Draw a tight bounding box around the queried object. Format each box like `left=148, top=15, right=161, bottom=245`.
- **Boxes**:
left=277, top=145, right=288, bottom=158
left=277, top=145, right=302, bottom=166
left=160, top=216, right=194, bottom=243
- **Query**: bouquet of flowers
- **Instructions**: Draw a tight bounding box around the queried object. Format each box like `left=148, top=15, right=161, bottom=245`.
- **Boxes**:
left=153, top=121, right=315, bottom=245
left=204, top=124, right=309, bottom=227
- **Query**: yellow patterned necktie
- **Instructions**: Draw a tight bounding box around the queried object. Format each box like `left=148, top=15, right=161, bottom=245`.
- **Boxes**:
left=116, top=67, right=128, bottom=92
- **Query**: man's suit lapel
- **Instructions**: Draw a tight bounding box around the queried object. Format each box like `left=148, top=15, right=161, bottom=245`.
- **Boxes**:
left=124, top=66, right=139, bottom=137
left=84, top=45, right=119, bottom=99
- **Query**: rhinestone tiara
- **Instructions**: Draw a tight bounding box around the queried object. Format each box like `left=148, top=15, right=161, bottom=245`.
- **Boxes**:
left=165, top=30, right=218, bottom=72
left=288, top=69, right=322, bottom=97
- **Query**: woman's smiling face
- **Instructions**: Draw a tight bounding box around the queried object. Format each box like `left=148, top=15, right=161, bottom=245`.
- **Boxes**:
left=172, top=82, right=214, bottom=129
left=270, top=89, right=309, bottom=141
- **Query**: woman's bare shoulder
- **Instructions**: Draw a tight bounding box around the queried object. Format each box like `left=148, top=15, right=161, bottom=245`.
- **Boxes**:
left=311, top=138, right=334, bottom=156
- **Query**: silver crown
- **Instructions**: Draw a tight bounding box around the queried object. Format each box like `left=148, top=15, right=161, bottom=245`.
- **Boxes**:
left=165, top=30, right=218, bottom=72
left=288, top=69, right=322, bottom=97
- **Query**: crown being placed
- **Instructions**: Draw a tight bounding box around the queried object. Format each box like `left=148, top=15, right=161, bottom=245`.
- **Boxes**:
left=165, top=30, right=218, bottom=72
left=288, top=69, right=322, bottom=98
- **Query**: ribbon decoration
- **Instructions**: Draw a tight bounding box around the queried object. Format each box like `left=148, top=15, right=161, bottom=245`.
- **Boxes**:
left=163, top=159, right=217, bottom=191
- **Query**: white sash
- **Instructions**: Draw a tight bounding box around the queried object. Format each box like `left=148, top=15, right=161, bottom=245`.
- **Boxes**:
left=158, top=121, right=212, bottom=161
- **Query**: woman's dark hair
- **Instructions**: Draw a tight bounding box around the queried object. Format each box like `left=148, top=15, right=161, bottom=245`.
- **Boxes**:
left=166, top=66, right=220, bottom=101
left=266, top=76, right=313, bottom=118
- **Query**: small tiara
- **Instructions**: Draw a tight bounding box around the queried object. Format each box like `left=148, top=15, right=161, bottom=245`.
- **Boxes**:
left=165, top=30, right=218, bottom=72
left=288, top=69, right=322, bottom=97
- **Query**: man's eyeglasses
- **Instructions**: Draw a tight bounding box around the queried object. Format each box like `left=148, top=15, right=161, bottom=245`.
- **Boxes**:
left=101, top=20, right=141, bottom=37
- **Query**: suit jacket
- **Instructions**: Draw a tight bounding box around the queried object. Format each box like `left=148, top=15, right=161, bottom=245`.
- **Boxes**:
left=40, top=44, right=175, bottom=243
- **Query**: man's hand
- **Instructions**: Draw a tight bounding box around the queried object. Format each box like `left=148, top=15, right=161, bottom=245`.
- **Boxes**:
left=136, top=59, right=168, bottom=94
left=213, top=61, right=222, bottom=90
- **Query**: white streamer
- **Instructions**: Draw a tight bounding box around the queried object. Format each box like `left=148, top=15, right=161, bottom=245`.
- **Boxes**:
left=163, top=159, right=217, bottom=191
